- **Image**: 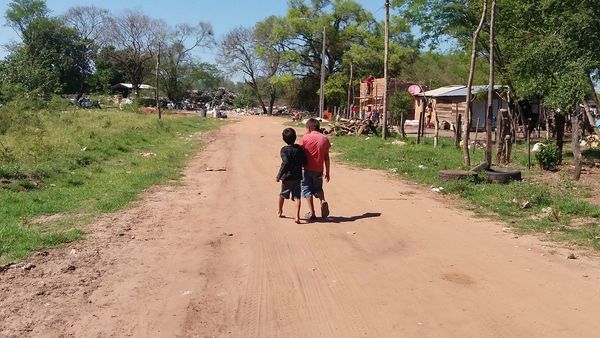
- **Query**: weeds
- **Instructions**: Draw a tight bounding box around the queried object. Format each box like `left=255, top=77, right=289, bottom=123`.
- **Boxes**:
left=0, top=108, right=224, bottom=263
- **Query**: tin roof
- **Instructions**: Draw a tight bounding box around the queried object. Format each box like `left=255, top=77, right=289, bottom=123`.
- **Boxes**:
left=418, top=85, right=504, bottom=98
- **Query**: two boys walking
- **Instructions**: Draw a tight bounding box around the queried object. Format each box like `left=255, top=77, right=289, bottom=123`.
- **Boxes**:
left=276, top=118, right=331, bottom=223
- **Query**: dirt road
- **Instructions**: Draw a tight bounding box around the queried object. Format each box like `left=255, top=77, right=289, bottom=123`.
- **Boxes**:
left=2, top=116, right=600, bottom=337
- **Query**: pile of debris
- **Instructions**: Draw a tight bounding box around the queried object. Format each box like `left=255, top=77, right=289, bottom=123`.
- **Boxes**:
left=322, top=119, right=377, bottom=136
left=580, top=135, right=600, bottom=149
left=186, top=87, right=236, bottom=110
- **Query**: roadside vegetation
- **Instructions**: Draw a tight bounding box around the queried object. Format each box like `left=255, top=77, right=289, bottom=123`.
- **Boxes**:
left=332, top=135, right=600, bottom=251
left=0, top=101, right=224, bottom=263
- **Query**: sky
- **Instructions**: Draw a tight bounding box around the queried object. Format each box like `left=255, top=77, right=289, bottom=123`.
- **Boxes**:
left=0, top=0, right=386, bottom=61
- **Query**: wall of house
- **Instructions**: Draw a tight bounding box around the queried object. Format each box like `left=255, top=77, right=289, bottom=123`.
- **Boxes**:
left=414, top=96, right=507, bottom=129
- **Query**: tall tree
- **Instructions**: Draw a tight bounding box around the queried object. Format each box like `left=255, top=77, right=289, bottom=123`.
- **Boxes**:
left=63, top=5, right=110, bottom=97
left=160, top=22, right=214, bottom=101
left=219, top=22, right=285, bottom=115
left=5, top=0, right=49, bottom=39
left=104, top=11, right=163, bottom=96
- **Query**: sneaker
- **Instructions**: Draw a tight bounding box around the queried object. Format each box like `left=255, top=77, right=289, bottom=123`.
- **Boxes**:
left=321, top=202, right=329, bottom=218
left=305, top=212, right=317, bottom=222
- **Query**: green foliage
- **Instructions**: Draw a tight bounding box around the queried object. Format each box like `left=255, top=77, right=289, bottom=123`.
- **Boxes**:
left=2, top=15, right=87, bottom=97
left=535, top=142, right=561, bottom=171
left=5, top=0, right=49, bottom=36
left=89, top=46, right=126, bottom=94
left=189, top=62, right=223, bottom=91
left=388, top=90, right=413, bottom=120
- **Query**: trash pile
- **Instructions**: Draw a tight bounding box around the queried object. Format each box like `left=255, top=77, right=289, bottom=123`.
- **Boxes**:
left=322, top=119, right=377, bottom=136
left=185, top=88, right=236, bottom=110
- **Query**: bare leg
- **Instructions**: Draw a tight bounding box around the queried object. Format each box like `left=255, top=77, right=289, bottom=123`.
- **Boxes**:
left=278, top=196, right=284, bottom=218
left=306, top=196, right=316, bottom=218
left=295, top=198, right=301, bottom=223
left=315, top=191, right=329, bottom=218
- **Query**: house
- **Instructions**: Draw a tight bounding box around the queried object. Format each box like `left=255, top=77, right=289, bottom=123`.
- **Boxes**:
left=414, top=85, right=507, bottom=130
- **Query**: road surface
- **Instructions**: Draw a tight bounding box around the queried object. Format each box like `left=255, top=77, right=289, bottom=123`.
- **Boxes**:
left=2, top=116, right=600, bottom=337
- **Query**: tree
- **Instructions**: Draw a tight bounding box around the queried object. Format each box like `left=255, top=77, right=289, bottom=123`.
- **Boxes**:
left=2, top=16, right=86, bottom=96
left=89, top=46, right=126, bottom=93
left=63, top=5, right=110, bottom=97
left=104, top=11, right=163, bottom=96
left=388, top=90, right=413, bottom=137
left=267, top=0, right=379, bottom=109
left=219, top=23, right=284, bottom=115
left=5, top=0, right=48, bottom=39
left=160, top=22, right=214, bottom=101
left=189, top=62, right=223, bottom=91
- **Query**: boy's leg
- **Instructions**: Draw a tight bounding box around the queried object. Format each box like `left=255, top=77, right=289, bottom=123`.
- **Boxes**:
left=295, top=198, right=301, bottom=223
left=315, top=191, right=329, bottom=218
left=278, top=196, right=284, bottom=217
left=306, top=196, right=316, bottom=218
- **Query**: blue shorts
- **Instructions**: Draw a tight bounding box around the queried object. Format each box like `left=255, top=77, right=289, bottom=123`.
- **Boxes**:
left=280, top=180, right=301, bottom=201
left=301, top=170, right=323, bottom=198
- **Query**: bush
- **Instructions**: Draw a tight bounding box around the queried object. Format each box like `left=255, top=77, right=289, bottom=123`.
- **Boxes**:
left=535, top=142, right=561, bottom=170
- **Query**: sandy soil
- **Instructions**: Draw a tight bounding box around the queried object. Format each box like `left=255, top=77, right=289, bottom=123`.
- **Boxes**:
left=2, top=116, right=600, bottom=337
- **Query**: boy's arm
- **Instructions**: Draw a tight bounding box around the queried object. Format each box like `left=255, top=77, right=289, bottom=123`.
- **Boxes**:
left=324, top=151, right=330, bottom=182
left=324, top=140, right=331, bottom=182
left=276, top=148, right=290, bottom=182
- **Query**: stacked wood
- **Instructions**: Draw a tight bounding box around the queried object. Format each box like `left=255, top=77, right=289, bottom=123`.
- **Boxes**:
left=323, top=119, right=377, bottom=136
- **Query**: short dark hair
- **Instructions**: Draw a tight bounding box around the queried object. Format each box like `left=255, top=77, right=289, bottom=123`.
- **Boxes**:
left=306, top=118, right=320, bottom=131
left=282, top=128, right=297, bottom=145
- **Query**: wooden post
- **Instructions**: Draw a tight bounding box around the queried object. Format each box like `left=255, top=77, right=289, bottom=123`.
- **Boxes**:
left=319, top=27, right=326, bottom=119
left=463, top=0, right=489, bottom=167
left=347, top=61, right=353, bottom=119
left=156, top=43, right=161, bottom=119
left=382, top=0, right=390, bottom=139
left=526, top=121, right=531, bottom=170
left=473, top=118, right=480, bottom=154
left=417, top=98, right=425, bottom=144
left=572, top=110, right=583, bottom=180
left=485, top=0, right=496, bottom=167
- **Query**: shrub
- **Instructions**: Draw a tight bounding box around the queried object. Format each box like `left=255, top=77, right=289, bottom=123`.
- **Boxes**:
left=535, top=142, right=561, bottom=170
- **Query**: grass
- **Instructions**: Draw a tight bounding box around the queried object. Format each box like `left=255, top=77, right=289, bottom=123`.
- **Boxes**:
left=332, top=135, right=600, bottom=251
left=0, top=108, right=224, bottom=263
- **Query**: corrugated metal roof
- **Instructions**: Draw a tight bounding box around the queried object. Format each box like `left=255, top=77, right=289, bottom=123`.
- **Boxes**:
left=418, top=85, right=504, bottom=98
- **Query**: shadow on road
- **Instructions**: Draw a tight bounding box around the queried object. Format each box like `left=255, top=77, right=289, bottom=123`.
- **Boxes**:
left=323, top=212, right=382, bottom=223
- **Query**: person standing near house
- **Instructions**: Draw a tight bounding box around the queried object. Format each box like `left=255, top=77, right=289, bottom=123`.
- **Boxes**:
left=366, top=75, right=375, bottom=96
left=426, top=103, right=434, bottom=128
left=301, top=118, right=331, bottom=221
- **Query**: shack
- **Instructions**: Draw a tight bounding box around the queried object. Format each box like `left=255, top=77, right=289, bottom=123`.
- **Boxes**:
left=415, top=85, right=507, bottom=130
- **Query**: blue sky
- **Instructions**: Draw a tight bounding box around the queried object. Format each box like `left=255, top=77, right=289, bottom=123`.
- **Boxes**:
left=0, top=0, right=386, bottom=61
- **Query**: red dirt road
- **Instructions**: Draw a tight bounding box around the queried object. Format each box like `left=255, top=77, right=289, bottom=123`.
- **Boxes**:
left=2, top=116, right=600, bottom=337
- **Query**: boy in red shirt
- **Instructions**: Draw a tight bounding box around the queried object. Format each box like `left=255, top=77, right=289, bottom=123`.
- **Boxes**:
left=300, top=118, right=331, bottom=221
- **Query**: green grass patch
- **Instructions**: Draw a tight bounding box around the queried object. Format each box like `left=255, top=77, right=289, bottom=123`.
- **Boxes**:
left=332, top=135, right=600, bottom=250
left=0, top=108, right=224, bottom=263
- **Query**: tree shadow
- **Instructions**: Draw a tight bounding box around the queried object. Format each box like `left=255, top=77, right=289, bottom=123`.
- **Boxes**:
left=321, top=212, right=382, bottom=223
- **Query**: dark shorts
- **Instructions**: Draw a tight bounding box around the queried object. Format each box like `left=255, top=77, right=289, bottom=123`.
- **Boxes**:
left=301, top=170, right=323, bottom=198
left=280, top=179, right=301, bottom=201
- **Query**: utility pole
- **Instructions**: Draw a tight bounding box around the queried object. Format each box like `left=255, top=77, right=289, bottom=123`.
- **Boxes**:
left=485, top=0, right=496, bottom=166
left=319, top=27, right=326, bottom=119
left=347, top=61, right=353, bottom=118
left=382, top=0, right=390, bottom=139
left=156, top=43, right=162, bottom=119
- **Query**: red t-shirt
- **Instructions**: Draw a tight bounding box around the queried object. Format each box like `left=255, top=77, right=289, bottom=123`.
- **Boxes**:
left=301, top=131, right=331, bottom=173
